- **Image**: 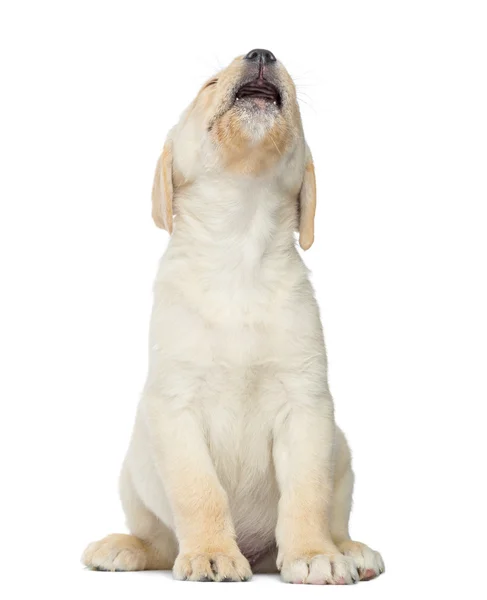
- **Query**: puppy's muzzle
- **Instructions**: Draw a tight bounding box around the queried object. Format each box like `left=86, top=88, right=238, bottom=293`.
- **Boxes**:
left=236, top=49, right=281, bottom=106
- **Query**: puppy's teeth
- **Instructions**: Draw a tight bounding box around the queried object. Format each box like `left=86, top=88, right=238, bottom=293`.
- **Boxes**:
left=273, top=101, right=277, bottom=105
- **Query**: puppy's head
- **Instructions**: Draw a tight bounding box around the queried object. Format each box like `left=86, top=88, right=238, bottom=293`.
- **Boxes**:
left=152, top=50, right=316, bottom=250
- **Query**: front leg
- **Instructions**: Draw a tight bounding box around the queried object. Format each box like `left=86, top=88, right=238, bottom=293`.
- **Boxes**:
left=142, top=396, right=251, bottom=582
left=273, top=395, right=358, bottom=585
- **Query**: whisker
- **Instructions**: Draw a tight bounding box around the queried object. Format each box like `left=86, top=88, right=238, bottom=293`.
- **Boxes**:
left=269, top=132, right=282, bottom=156
left=297, top=96, right=318, bottom=115
left=297, top=90, right=315, bottom=102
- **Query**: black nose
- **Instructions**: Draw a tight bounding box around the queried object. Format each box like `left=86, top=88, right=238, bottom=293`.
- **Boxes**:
left=245, top=48, right=276, bottom=64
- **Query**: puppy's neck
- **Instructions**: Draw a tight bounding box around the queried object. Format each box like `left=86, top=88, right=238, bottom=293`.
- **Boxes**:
left=170, top=176, right=298, bottom=272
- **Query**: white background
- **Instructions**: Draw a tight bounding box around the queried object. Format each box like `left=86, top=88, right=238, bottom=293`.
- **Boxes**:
left=1, top=1, right=486, bottom=598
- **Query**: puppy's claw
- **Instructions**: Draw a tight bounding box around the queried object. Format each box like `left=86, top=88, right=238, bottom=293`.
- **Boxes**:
left=173, top=551, right=252, bottom=582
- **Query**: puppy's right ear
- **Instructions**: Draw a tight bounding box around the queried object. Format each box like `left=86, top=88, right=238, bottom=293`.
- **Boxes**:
left=298, top=147, right=316, bottom=250
left=151, top=141, right=174, bottom=233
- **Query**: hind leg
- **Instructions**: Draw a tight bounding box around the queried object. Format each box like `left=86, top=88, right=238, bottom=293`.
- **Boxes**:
left=330, top=428, right=385, bottom=581
left=81, top=463, right=177, bottom=571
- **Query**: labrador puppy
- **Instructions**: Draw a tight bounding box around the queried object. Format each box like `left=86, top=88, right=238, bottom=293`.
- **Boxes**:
left=82, top=49, right=384, bottom=585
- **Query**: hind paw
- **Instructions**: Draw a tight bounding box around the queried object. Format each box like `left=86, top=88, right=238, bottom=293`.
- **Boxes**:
left=82, top=533, right=148, bottom=571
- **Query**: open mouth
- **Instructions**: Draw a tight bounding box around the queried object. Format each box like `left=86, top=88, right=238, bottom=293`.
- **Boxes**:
left=235, top=78, right=281, bottom=107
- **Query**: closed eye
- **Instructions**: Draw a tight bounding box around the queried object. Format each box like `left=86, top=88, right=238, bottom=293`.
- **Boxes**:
left=203, top=78, right=218, bottom=89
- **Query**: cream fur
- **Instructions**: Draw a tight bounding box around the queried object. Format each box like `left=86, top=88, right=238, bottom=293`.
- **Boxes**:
left=82, top=52, right=384, bottom=584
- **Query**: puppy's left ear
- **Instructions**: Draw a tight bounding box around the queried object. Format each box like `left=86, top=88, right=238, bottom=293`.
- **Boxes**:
left=298, top=147, right=317, bottom=250
left=151, top=140, right=174, bottom=233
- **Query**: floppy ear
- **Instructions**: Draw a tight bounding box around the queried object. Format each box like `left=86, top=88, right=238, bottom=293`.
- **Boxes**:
left=151, top=140, right=174, bottom=233
left=298, top=148, right=317, bottom=250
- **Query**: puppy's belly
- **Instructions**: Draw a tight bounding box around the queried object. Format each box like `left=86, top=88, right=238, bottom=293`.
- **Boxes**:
left=205, top=398, right=280, bottom=564
left=230, top=481, right=279, bottom=565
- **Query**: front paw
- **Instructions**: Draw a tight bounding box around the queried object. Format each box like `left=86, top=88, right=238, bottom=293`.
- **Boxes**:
left=173, top=550, right=252, bottom=582
left=279, top=553, right=359, bottom=585
left=337, top=540, right=385, bottom=581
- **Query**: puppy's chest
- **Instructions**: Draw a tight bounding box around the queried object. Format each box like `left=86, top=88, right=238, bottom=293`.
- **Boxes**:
left=162, top=288, right=289, bottom=368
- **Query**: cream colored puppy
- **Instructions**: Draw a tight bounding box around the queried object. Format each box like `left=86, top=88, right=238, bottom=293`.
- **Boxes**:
left=82, top=49, right=384, bottom=585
